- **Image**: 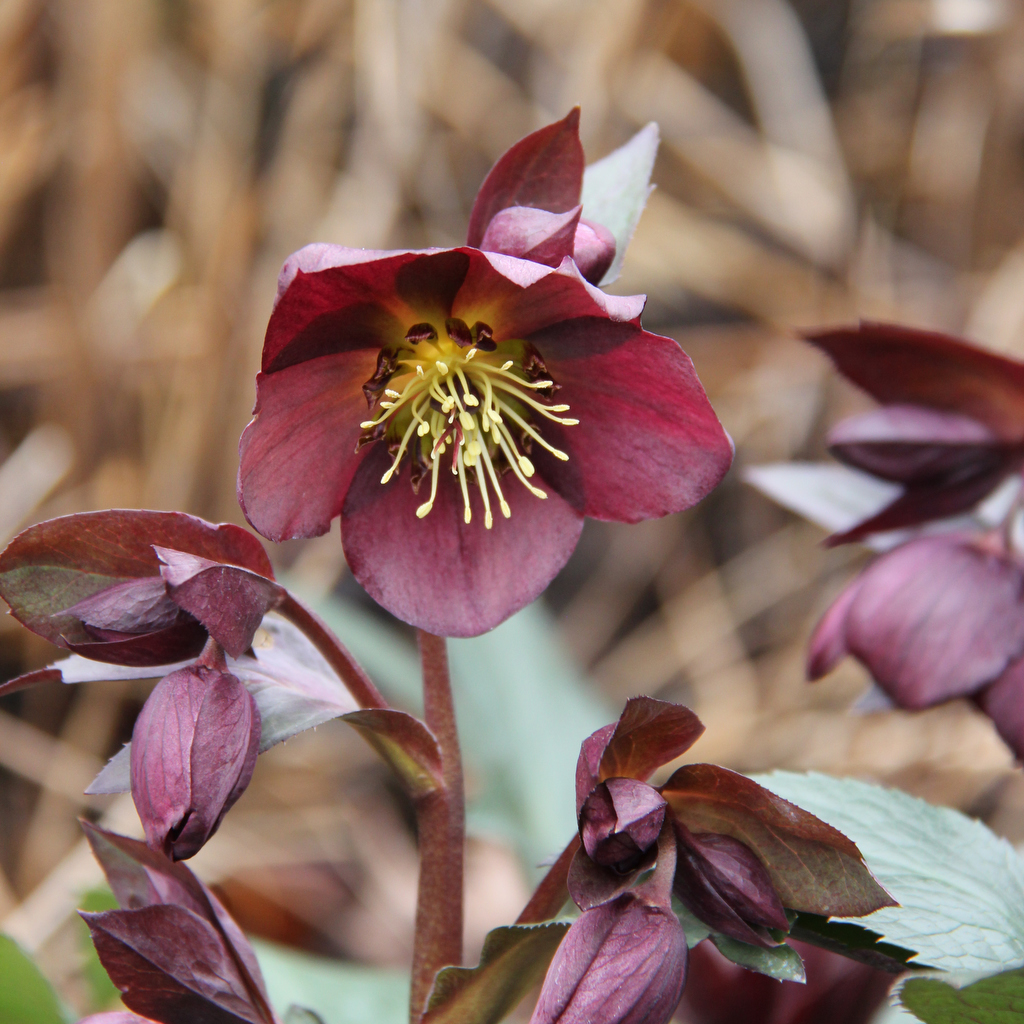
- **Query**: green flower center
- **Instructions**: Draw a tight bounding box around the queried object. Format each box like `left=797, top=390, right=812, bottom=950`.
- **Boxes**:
left=359, top=318, right=577, bottom=527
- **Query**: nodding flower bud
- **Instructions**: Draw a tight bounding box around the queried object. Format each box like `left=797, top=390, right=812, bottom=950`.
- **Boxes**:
left=130, top=664, right=260, bottom=860
left=529, top=892, right=687, bottom=1024
left=579, top=777, right=667, bottom=871
left=572, top=218, right=616, bottom=284
left=672, top=819, right=789, bottom=947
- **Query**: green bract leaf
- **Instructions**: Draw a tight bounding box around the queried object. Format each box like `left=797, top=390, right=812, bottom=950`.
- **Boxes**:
left=580, top=122, right=659, bottom=285
left=341, top=709, right=442, bottom=799
left=753, top=772, right=1024, bottom=972
left=663, top=764, right=893, bottom=918
left=252, top=939, right=408, bottom=1024
left=710, top=934, right=806, bottom=983
left=900, top=968, right=1024, bottom=1023
left=0, top=935, right=68, bottom=1024
left=422, top=923, right=570, bottom=1024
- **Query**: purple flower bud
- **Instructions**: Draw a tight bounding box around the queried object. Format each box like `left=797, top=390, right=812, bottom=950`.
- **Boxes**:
left=673, top=820, right=788, bottom=947
left=529, top=892, right=687, bottom=1024
left=579, top=778, right=666, bottom=870
left=131, top=664, right=260, bottom=860
left=572, top=219, right=616, bottom=284
left=479, top=204, right=582, bottom=267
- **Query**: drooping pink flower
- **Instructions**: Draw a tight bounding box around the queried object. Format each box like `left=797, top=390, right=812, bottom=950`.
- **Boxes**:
left=808, top=532, right=1024, bottom=759
left=805, top=323, right=1024, bottom=543
left=237, top=112, right=732, bottom=637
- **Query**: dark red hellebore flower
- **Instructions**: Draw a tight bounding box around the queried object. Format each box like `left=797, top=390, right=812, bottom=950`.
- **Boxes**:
left=806, top=322, right=1024, bottom=544
left=809, top=531, right=1024, bottom=759
left=238, top=111, right=732, bottom=637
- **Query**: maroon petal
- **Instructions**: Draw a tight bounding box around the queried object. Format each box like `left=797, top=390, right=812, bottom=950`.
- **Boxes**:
left=840, top=535, right=1024, bottom=707
left=467, top=109, right=584, bottom=248
left=67, top=577, right=180, bottom=634
left=672, top=820, right=788, bottom=948
left=157, top=548, right=284, bottom=658
left=528, top=893, right=687, bottom=1024
left=263, top=246, right=469, bottom=373
left=64, top=620, right=209, bottom=668
left=451, top=251, right=645, bottom=343
left=806, top=322, right=1024, bottom=441
left=83, top=905, right=268, bottom=1024
left=579, top=778, right=667, bottom=869
left=827, top=463, right=1017, bottom=545
left=979, top=658, right=1024, bottom=761
left=807, top=575, right=864, bottom=680
left=341, top=444, right=583, bottom=637
left=575, top=724, right=616, bottom=811
left=532, top=319, right=733, bottom=522
left=131, top=665, right=260, bottom=860
left=573, top=219, right=616, bottom=285
left=480, top=205, right=582, bottom=267
left=828, top=405, right=1008, bottom=482
left=238, top=350, right=377, bottom=542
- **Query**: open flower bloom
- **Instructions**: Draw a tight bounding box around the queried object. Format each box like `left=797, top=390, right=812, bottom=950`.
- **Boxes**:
left=808, top=532, right=1024, bottom=760
left=806, top=322, right=1024, bottom=544
left=238, top=113, right=732, bottom=637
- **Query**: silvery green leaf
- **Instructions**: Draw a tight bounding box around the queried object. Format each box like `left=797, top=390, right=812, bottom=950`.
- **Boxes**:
left=752, top=772, right=1024, bottom=972
left=581, top=122, right=659, bottom=284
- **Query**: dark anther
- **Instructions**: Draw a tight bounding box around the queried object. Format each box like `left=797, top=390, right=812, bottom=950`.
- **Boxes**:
left=523, top=343, right=559, bottom=391
left=362, top=347, right=400, bottom=407
left=405, top=322, right=438, bottom=344
left=355, top=420, right=386, bottom=453
left=471, top=321, right=497, bottom=351
left=445, top=318, right=473, bottom=347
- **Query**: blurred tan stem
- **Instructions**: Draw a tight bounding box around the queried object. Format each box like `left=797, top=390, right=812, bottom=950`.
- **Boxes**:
left=410, top=631, right=464, bottom=1021
left=277, top=591, right=388, bottom=709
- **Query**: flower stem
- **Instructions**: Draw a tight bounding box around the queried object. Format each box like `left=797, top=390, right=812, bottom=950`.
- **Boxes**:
left=410, top=631, right=465, bottom=1021
left=276, top=591, right=388, bottom=709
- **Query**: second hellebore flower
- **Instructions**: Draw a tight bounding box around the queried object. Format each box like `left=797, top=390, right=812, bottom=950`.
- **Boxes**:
left=238, top=111, right=732, bottom=637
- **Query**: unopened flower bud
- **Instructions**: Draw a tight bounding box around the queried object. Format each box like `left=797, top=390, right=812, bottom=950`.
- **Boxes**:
left=131, top=664, right=260, bottom=860
left=579, top=777, right=666, bottom=870
left=529, top=892, right=687, bottom=1024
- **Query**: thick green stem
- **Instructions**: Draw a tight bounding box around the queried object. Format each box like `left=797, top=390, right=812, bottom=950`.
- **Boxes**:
left=276, top=591, right=388, bottom=709
left=410, top=631, right=465, bottom=1021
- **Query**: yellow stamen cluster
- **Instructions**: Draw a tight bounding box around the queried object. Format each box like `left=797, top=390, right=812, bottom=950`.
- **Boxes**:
left=359, top=325, right=578, bottom=528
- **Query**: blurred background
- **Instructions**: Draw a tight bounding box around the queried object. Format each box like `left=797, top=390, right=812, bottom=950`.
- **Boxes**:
left=1, top=0, right=1023, bottom=1019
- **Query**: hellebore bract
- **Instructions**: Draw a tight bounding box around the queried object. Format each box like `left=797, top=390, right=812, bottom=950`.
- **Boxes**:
left=805, top=322, right=1024, bottom=544
left=238, top=110, right=732, bottom=637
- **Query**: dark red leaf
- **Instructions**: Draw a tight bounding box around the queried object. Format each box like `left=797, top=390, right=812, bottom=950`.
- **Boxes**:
left=661, top=764, right=894, bottom=918
left=83, top=905, right=267, bottom=1024
left=157, top=548, right=284, bottom=658
left=63, top=620, right=209, bottom=668
left=575, top=699, right=704, bottom=810
left=805, top=322, right=1024, bottom=441
left=466, top=109, right=584, bottom=247
left=341, top=708, right=443, bottom=799
left=0, top=511, right=272, bottom=652
left=81, top=824, right=273, bottom=1019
